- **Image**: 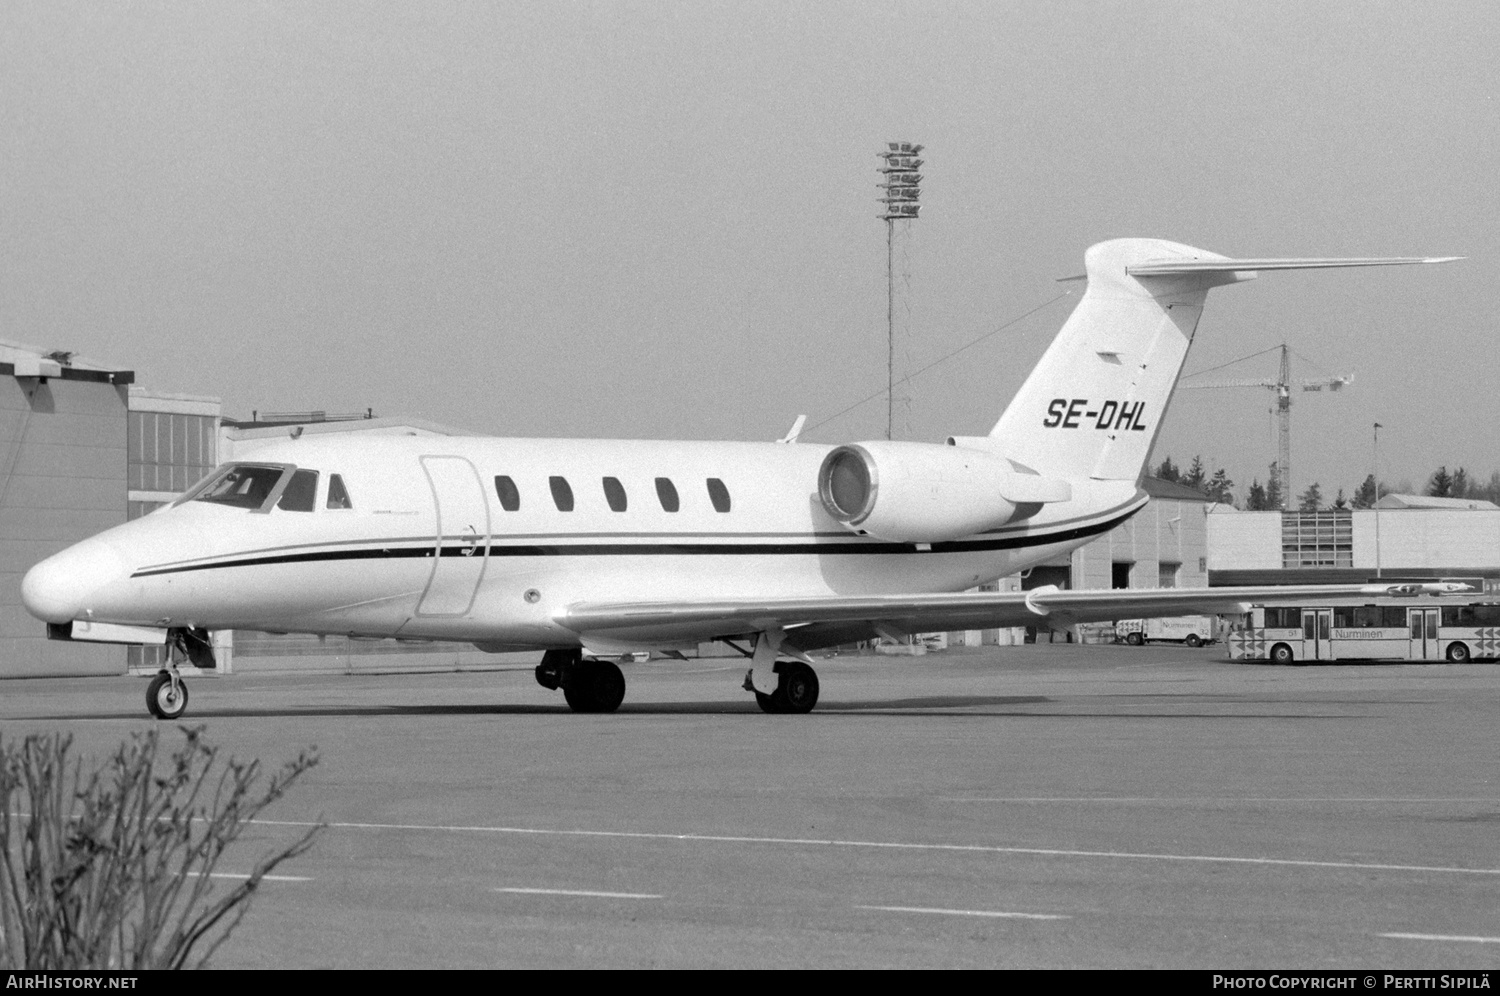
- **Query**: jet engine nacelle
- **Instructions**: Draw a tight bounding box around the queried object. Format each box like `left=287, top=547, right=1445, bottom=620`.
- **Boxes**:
left=817, top=441, right=1069, bottom=544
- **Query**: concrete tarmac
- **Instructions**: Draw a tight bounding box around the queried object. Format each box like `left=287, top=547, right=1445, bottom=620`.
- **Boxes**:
left=3, top=643, right=1499, bottom=969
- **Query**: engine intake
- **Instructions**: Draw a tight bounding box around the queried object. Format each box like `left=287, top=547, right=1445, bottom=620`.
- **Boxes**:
left=818, top=441, right=1067, bottom=544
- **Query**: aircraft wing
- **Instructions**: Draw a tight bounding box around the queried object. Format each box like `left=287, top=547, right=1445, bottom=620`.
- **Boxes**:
left=558, top=582, right=1461, bottom=652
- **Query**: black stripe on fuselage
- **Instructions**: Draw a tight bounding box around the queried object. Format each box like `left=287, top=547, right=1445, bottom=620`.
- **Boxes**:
left=128, top=505, right=1141, bottom=579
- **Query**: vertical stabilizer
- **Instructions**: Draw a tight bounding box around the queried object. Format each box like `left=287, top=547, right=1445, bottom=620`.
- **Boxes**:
left=988, top=240, right=1456, bottom=482
left=990, top=239, right=1238, bottom=481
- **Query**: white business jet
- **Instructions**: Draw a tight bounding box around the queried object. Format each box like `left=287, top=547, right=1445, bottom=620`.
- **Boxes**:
left=22, top=239, right=1457, bottom=718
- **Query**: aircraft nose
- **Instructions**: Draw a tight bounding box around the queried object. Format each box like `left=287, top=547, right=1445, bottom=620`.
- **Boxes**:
left=22, top=539, right=129, bottom=624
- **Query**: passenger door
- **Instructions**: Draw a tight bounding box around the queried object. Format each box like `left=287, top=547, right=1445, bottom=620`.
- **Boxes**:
left=1409, top=607, right=1440, bottom=660
left=1302, top=609, right=1333, bottom=660
left=417, top=456, right=491, bottom=616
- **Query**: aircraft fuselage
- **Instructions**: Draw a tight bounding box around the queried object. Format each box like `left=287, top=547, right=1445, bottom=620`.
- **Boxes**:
left=23, top=433, right=1143, bottom=650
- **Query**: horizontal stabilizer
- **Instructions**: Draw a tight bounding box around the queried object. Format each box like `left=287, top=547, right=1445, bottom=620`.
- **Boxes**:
left=1127, top=256, right=1461, bottom=277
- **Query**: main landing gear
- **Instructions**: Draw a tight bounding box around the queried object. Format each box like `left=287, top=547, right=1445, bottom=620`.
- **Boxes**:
left=741, top=629, right=820, bottom=714
left=535, top=649, right=626, bottom=713
left=743, top=660, right=820, bottom=714
left=146, top=627, right=216, bottom=720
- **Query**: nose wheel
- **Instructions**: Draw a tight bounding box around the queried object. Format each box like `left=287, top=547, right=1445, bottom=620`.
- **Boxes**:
left=146, top=671, right=190, bottom=720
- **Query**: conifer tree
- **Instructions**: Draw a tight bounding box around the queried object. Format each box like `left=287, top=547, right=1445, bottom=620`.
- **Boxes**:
left=1183, top=456, right=1207, bottom=491
left=1205, top=469, right=1235, bottom=506
left=1264, top=464, right=1284, bottom=511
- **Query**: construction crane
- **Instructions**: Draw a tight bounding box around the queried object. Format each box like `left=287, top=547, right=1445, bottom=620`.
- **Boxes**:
left=1180, top=344, right=1352, bottom=509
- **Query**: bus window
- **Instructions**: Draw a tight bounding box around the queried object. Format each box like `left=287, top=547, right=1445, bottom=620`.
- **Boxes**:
left=1443, top=603, right=1500, bottom=626
left=1264, top=607, right=1300, bottom=629
left=276, top=470, right=319, bottom=512
left=1334, top=606, right=1406, bottom=629
left=326, top=474, right=353, bottom=510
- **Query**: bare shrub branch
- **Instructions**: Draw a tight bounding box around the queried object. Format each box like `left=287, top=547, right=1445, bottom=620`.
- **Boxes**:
left=0, top=727, right=321, bottom=969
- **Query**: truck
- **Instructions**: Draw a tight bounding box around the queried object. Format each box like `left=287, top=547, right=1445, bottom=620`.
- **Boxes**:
left=1114, top=615, right=1215, bottom=647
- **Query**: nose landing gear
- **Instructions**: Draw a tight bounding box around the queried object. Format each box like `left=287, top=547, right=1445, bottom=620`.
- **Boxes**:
left=144, top=627, right=216, bottom=720
left=146, top=671, right=189, bottom=720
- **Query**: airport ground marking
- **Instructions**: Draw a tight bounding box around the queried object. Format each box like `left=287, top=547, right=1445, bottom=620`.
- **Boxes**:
left=496, top=887, right=662, bottom=899
left=858, top=905, right=1068, bottom=920
left=942, top=796, right=1500, bottom=804
left=250, top=818, right=1500, bottom=877
left=184, top=870, right=312, bottom=882
left=1381, top=932, right=1500, bottom=945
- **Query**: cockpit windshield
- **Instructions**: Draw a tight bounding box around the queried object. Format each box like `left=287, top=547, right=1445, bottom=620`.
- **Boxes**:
left=172, top=462, right=338, bottom=514
left=188, top=464, right=289, bottom=510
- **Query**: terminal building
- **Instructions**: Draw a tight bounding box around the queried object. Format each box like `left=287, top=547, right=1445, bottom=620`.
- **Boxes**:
left=3, top=335, right=1499, bottom=675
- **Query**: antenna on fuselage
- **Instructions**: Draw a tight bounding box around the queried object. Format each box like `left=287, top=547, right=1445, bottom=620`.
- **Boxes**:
left=777, top=415, right=807, bottom=444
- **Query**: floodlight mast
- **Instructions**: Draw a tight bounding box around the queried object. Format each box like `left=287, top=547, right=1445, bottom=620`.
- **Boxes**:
left=878, top=142, right=922, bottom=441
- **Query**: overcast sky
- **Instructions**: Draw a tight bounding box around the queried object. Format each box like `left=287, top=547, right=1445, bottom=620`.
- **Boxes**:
left=3, top=1, right=1495, bottom=501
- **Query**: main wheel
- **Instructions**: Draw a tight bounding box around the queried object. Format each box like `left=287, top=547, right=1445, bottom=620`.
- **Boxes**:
left=1270, top=643, right=1295, bottom=665
left=589, top=661, right=626, bottom=712
left=563, top=661, right=626, bottom=713
left=1185, top=633, right=1202, bottom=648
left=562, top=683, right=593, bottom=711
left=754, top=691, right=784, bottom=714
left=146, top=672, right=189, bottom=720
left=1446, top=642, right=1472, bottom=663
left=775, top=662, right=820, bottom=714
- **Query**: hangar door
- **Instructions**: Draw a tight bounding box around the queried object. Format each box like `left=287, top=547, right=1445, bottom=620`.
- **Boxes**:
left=417, top=456, right=491, bottom=616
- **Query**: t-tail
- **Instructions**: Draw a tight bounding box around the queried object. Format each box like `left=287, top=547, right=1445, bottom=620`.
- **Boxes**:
left=988, top=238, right=1458, bottom=482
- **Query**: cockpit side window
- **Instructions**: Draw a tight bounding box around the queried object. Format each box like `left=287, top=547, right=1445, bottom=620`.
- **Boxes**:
left=276, top=470, right=319, bottom=512
left=188, top=464, right=288, bottom=511
left=326, top=473, right=353, bottom=510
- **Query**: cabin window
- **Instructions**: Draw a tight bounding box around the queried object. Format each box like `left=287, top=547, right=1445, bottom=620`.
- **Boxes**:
left=326, top=474, right=353, bottom=510
left=189, top=464, right=287, bottom=511
left=549, top=476, right=574, bottom=512
left=603, top=477, right=627, bottom=512
left=276, top=470, right=319, bottom=512
left=654, top=477, right=679, bottom=512
left=495, top=475, right=520, bottom=511
left=706, top=478, right=731, bottom=513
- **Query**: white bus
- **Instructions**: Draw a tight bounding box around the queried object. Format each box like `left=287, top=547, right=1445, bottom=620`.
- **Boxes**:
left=1227, top=597, right=1500, bottom=664
left=1115, top=615, right=1215, bottom=647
